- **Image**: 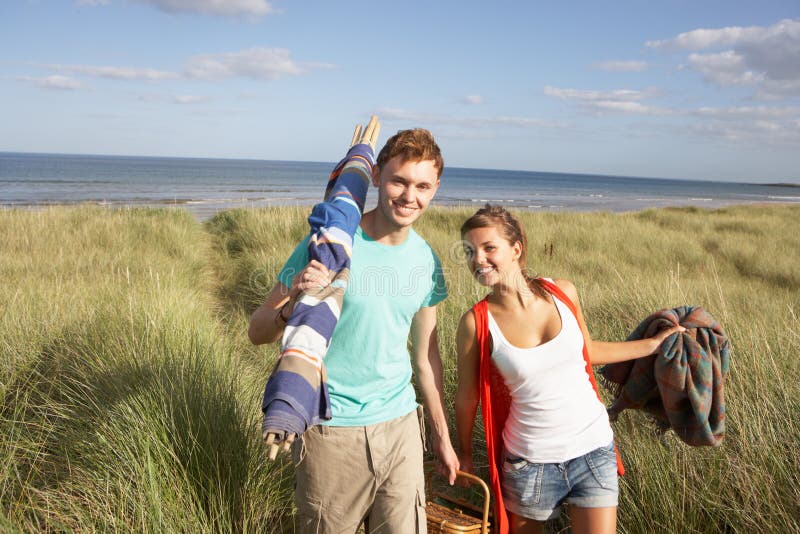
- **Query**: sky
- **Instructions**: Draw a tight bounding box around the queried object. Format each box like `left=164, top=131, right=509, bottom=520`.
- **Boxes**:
left=1, top=1, right=799, bottom=183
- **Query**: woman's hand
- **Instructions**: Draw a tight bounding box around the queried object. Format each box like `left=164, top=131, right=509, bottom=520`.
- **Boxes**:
left=457, top=452, right=474, bottom=475
left=456, top=452, right=475, bottom=487
left=647, top=324, right=686, bottom=354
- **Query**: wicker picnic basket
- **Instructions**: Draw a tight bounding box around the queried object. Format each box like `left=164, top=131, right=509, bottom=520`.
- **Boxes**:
left=425, top=468, right=492, bottom=534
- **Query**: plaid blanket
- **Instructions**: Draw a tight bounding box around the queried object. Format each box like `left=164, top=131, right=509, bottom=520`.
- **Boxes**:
left=261, top=143, right=374, bottom=440
left=600, top=306, right=730, bottom=447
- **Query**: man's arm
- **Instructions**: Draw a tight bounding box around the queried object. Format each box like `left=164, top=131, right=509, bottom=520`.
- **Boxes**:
left=411, top=305, right=459, bottom=485
left=248, top=282, right=293, bottom=345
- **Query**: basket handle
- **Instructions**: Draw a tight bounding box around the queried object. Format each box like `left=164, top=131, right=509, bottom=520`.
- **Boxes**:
left=425, top=464, right=491, bottom=534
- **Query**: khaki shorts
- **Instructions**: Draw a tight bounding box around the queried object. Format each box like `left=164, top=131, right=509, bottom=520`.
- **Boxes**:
left=292, top=406, right=427, bottom=533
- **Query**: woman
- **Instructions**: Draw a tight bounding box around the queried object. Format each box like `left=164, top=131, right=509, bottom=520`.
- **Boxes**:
left=454, top=205, right=683, bottom=534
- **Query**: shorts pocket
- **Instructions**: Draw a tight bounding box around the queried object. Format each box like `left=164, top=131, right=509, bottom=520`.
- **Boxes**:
left=502, top=455, right=529, bottom=472
left=294, top=496, right=325, bottom=532
left=502, top=455, right=543, bottom=505
left=586, top=442, right=618, bottom=489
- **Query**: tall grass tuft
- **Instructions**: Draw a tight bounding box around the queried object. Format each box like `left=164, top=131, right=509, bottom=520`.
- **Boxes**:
left=1, top=207, right=294, bottom=532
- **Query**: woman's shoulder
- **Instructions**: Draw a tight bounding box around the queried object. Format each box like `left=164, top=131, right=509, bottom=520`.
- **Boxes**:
left=459, top=297, right=491, bottom=333
left=458, top=306, right=476, bottom=325
left=548, top=278, right=579, bottom=302
left=459, top=303, right=480, bottom=326
left=455, top=307, right=480, bottom=353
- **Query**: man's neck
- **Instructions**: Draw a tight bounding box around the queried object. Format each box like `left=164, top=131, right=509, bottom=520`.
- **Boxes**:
left=360, top=209, right=410, bottom=246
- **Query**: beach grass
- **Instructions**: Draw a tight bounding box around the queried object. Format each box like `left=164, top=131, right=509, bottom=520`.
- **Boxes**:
left=2, top=204, right=799, bottom=532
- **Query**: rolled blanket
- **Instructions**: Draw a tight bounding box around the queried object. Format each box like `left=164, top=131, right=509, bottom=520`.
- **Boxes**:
left=261, top=143, right=375, bottom=441
left=600, top=306, right=730, bottom=446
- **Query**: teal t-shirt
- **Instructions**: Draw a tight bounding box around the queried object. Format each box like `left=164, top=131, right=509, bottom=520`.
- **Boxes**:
left=277, top=226, right=447, bottom=426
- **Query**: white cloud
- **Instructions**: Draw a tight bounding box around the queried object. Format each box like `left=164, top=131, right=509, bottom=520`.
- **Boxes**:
left=546, top=80, right=800, bottom=145
left=593, top=60, right=648, bottom=72
left=173, top=95, right=209, bottom=104
left=376, top=107, right=563, bottom=129
left=647, top=19, right=800, bottom=98
left=590, top=101, right=671, bottom=115
left=693, top=105, right=800, bottom=120
left=646, top=25, right=762, bottom=50
left=687, top=51, right=762, bottom=86
left=135, top=92, right=211, bottom=105
left=131, top=0, right=274, bottom=17
left=757, top=79, right=800, bottom=100
left=460, top=95, right=485, bottom=105
left=45, top=64, right=178, bottom=81
left=543, top=85, right=670, bottom=115
left=34, top=47, right=330, bottom=85
left=687, top=119, right=800, bottom=146
left=183, top=47, right=334, bottom=80
left=686, top=105, right=800, bottom=146
left=544, top=85, right=656, bottom=102
left=16, top=75, right=84, bottom=90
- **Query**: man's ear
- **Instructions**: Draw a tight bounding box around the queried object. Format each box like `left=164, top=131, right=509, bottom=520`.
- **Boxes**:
left=371, top=164, right=381, bottom=187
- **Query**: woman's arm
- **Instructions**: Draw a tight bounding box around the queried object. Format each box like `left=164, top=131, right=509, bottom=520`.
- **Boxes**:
left=554, top=279, right=684, bottom=366
left=454, top=309, right=481, bottom=474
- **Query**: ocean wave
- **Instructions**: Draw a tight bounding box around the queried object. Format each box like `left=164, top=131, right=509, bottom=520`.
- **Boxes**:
left=0, top=179, right=117, bottom=184
left=468, top=198, right=517, bottom=204
left=232, top=188, right=291, bottom=193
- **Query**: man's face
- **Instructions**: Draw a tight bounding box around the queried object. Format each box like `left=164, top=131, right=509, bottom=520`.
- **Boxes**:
left=372, top=156, right=440, bottom=230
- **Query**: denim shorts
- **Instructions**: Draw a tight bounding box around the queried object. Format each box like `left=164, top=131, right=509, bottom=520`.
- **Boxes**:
left=501, top=442, right=619, bottom=521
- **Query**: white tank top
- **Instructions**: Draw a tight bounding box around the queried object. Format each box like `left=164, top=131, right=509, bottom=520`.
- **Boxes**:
left=488, top=291, right=613, bottom=463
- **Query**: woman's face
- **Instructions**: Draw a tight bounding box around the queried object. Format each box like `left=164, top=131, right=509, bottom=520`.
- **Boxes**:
left=463, top=225, right=522, bottom=287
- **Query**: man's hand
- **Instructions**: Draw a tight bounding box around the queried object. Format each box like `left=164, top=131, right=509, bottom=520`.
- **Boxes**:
left=432, top=436, right=460, bottom=486
left=290, top=259, right=332, bottom=297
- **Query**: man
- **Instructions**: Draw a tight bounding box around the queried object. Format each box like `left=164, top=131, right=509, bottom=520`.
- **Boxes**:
left=249, top=126, right=459, bottom=532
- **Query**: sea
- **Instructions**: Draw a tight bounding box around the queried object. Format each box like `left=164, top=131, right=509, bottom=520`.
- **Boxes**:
left=1, top=152, right=798, bottom=220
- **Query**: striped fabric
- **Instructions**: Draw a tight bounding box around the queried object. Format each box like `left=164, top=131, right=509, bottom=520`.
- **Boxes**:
left=600, top=306, right=730, bottom=447
left=261, top=143, right=375, bottom=440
